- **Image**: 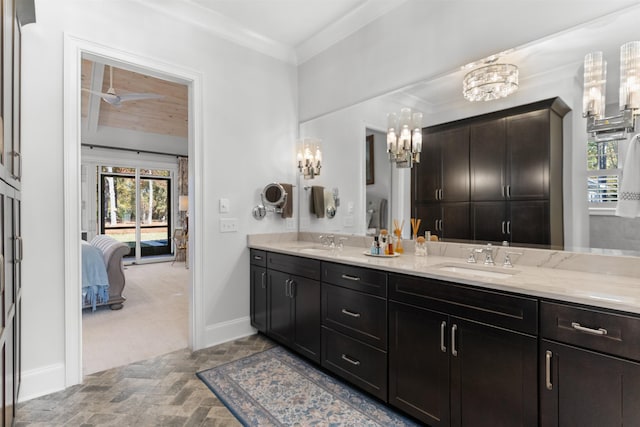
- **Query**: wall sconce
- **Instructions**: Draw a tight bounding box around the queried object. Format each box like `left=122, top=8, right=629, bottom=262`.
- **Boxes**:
left=297, top=138, right=322, bottom=179
left=583, top=41, right=640, bottom=141
left=387, top=107, right=422, bottom=168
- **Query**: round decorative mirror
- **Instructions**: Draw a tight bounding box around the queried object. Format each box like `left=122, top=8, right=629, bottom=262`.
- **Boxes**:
left=261, top=183, right=287, bottom=207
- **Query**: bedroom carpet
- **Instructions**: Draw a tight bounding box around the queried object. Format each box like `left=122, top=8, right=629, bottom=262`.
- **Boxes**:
left=82, top=261, right=189, bottom=376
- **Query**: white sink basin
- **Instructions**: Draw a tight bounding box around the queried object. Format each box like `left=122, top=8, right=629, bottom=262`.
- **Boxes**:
left=298, top=247, right=331, bottom=254
left=436, top=264, right=517, bottom=279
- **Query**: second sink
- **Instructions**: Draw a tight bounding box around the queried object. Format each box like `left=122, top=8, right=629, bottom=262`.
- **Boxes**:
left=436, top=263, right=518, bottom=280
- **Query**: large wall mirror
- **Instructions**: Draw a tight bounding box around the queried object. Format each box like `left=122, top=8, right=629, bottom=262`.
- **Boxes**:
left=298, top=6, right=640, bottom=257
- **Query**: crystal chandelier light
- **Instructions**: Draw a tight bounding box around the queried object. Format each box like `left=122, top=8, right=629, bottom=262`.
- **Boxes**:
left=463, top=61, right=519, bottom=102
left=387, top=107, right=422, bottom=168
left=583, top=41, right=640, bottom=141
left=296, top=138, right=322, bottom=179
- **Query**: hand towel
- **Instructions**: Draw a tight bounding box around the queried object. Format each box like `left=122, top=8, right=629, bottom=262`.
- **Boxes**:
left=616, top=134, right=640, bottom=218
left=280, top=183, right=293, bottom=218
left=310, top=186, right=325, bottom=218
left=379, top=198, right=388, bottom=231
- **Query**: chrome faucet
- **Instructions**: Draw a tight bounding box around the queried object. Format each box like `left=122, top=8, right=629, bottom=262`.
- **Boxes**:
left=319, top=234, right=335, bottom=248
left=503, top=251, right=523, bottom=268
left=481, top=244, right=496, bottom=266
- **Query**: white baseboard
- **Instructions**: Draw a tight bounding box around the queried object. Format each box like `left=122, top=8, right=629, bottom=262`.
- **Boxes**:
left=18, top=363, right=66, bottom=403
left=204, top=316, right=255, bottom=348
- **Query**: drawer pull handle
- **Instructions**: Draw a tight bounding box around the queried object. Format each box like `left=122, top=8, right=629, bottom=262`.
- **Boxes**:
left=451, top=324, right=458, bottom=357
left=341, top=309, right=361, bottom=318
left=341, top=354, right=361, bottom=366
left=571, top=322, right=607, bottom=336
left=341, top=274, right=361, bottom=281
left=545, top=350, right=553, bottom=390
left=440, top=321, right=447, bottom=353
left=253, top=255, right=263, bottom=260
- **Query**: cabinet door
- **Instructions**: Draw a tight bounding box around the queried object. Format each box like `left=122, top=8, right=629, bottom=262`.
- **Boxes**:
left=509, top=200, right=549, bottom=247
left=413, top=131, right=441, bottom=203
left=540, top=340, right=640, bottom=427
left=441, top=126, right=470, bottom=202
left=291, top=275, right=321, bottom=363
left=507, top=109, right=550, bottom=200
left=441, top=202, right=470, bottom=240
left=450, top=318, right=537, bottom=427
left=472, top=201, right=507, bottom=243
left=470, top=118, right=506, bottom=201
left=389, top=301, right=450, bottom=426
left=267, top=270, right=292, bottom=345
left=250, top=264, right=267, bottom=333
left=415, top=203, right=440, bottom=238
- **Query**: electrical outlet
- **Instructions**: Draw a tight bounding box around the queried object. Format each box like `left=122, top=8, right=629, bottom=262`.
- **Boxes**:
left=219, top=198, right=230, bottom=213
left=219, top=218, right=238, bottom=232
left=343, top=215, right=354, bottom=227
left=286, top=218, right=295, bottom=230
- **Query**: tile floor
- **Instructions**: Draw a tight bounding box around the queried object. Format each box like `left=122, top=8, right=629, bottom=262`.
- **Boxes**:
left=16, top=334, right=275, bottom=426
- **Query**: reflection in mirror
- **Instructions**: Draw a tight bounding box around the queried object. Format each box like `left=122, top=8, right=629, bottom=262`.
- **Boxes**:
left=298, top=6, right=640, bottom=256
left=365, top=130, right=390, bottom=235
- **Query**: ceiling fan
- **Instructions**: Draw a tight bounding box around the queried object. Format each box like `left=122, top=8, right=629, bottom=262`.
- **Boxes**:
left=82, top=65, right=164, bottom=107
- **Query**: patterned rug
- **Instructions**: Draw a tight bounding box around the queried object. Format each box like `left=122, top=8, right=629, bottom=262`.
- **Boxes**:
left=196, top=346, right=418, bottom=426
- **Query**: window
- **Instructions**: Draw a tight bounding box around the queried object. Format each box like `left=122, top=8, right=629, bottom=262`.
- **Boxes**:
left=587, top=139, right=620, bottom=207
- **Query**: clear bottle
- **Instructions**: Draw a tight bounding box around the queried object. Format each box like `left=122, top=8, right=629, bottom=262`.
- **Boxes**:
left=371, top=236, right=379, bottom=255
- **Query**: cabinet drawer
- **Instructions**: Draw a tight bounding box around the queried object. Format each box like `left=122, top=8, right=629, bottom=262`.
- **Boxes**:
left=541, top=301, right=640, bottom=361
left=389, top=273, right=537, bottom=335
left=321, top=326, right=387, bottom=401
left=322, top=262, right=387, bottom=297
left=250, top=249, right=267, bottom=267
left=267, top=252, right=320, bottom=280
left=322, top=284, right=387, bottom=349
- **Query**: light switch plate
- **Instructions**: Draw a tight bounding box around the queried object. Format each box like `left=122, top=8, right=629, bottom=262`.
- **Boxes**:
left=219, top=198, right=230, bottom=213
left=219, top=218, right=238, bottom=232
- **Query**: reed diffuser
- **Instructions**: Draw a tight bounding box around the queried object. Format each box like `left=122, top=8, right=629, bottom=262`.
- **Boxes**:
left=393, top=219, right=404, bottom=254
left=410, top=218, right=421, bottom=240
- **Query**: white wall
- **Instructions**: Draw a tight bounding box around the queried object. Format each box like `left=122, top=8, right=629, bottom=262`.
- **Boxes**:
left=298, top=0, right=638, bottom=121
left=21, top=0, right=298, bottom=400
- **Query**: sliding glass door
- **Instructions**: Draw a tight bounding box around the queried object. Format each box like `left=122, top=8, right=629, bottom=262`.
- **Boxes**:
left=100, top=167, right=172, bottom=260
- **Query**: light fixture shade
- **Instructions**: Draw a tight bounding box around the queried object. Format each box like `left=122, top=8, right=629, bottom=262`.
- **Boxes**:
left=463, top=63, right=518, bottom=102
left=619, top=41, right=640, bottom=111
left=297, top=137, right=322, bottom=179
left=386, top=107, right=422, bottom=168
left=583, top=51, right=607, bottom=118
left=179, top=195, right=188, bottom=212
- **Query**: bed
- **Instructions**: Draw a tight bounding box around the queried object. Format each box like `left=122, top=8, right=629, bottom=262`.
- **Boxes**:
left=82, top=235, right=130, bottom=310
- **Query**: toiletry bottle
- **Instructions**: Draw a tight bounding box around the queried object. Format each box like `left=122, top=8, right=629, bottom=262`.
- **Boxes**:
left=371, top=237, right=378, bottom=255
left=375, top=236, right=380, bottom=255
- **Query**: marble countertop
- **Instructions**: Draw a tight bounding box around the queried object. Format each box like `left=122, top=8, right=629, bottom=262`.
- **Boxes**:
left=249, top=239, right=640, bottom=315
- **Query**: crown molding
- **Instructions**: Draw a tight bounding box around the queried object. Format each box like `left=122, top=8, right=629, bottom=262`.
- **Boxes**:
left=296, top=0, right=408, bottom=64
left=131, top=0, right=297, bottom=64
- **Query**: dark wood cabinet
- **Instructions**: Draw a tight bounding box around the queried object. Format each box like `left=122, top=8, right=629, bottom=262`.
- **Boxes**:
left=470, top=118, right=506, bottom=201
left=416, top=202, right=470, bottom=241
left=320, top=262, right=388, bottom=401
left=473, top=200, right=550, bottom=246
left=250, top=264, right=267, bottom=332
left=267, top=269, right=321, bottom=363
left=539, top=301, right=640, bottom=426
left=389, top=301, right=450, bottom=426
left=540, top=340, right=640, bottom=426
left=388, top=273, right=538, bottom=426
left=414, top=98, right=568, bottom=248
left=450, top=318, right=537, bottom=427
left=414, top=127, right=469, bottom=204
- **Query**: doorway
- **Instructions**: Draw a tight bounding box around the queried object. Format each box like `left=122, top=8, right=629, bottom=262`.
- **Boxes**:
left=64, top=35, right=205, bottom=386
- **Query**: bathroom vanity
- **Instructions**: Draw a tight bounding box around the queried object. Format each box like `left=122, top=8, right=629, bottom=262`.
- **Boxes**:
left=248, top=235, right=640, bottom=426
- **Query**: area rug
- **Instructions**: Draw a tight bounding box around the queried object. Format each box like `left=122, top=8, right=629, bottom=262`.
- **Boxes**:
left=196, top=346, right=418, bottom=426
